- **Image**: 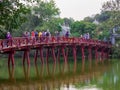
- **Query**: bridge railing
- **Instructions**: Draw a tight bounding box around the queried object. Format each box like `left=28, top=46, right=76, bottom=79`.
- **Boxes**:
left=0, top=36, right=111, bottom=51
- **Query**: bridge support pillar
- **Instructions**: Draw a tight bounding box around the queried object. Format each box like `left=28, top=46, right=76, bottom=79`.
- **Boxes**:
left=88, top=46, right=92, bottom=61
left=46, top=48, right=49, bottom=64
left=23, top=49, right=30, bottom=65
left=66, top=47, right=69, bottom=62
left=39, top=47, right=44, bottom=65
left=101, top=48, right=105, bottom=62
left=52, top=46, right=56, bottom=63
left=8, top=50, right=15, bottom=67
left=57, top=48, right=60, bottom=63
left=34, top=49, right=38, bottom=64
left=95, top=47, right=98, bottom=64
left=62, top=45, right=67, bottom=64
left=106, top=49, right=110, bottom=60
left=81, top=45, right=85, bottom=62
left=34, top=47, right=44, bottom=65
left=73, top=45, right=77, bottom=63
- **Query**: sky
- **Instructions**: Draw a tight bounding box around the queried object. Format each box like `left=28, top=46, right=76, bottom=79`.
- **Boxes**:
left=54, top=0, right=109, bottom=20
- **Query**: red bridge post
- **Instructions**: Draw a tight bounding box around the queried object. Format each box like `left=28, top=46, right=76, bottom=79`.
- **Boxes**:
left=23, top=48, right=30, bottom=65
left=8, top=50, right=15, bottom=67
left=34, top=49, right=38, bottom=64
left=66, top=47, right=69, bottom=62
left=34, top=47, right=44, bottom=65
left=57, top=48, right=60, bottom=64
left=88, top=46, right=92, bottom=61
left=95, top=47, right=98, bottom=64
left=106, top=49, right=110, bottom=60
left=52, top=46, right=56, bottom=64
left=62, top=45, right=67, bottom=64
left=101, top=48, right=105, bottom=62
left=46, top=48, right=49, bottom=64
left=72, top=45, right=77, bottom=63
left=81, top=45, right=85, bottom=64
left=39, top=47, right=44, bottom=65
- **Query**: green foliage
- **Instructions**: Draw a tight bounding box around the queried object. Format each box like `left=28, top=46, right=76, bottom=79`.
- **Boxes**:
left=63, top=17, right=74, bottom=26
left=20, top=0, right=60, bottom=34
left=102, top=0, right=120, bottom=26
left=84, top=16, right=94, bottom=22
left=71, top=21, right=96, bottom=37
left=0, top=0, right=31, bottom=38
left=101, top=0, right=120, bottom=57
left=94, top=11, right=111, bottom=23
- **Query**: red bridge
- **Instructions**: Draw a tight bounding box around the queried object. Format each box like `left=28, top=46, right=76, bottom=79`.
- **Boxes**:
left=0, top=36, right=112, bottom=66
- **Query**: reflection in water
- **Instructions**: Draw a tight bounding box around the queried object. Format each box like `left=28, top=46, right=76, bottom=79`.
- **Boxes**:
left=89, top=58, right=92, bottom=70
left=0, top=58, right=114, bottom=90
left=73, top=59, right=77, bottom=73
left=8, top=65, right=15, bottom=82
left=35, top=63, right=44, bottom=78
left=82, top=59, right=85, bottom=73
left=23, top=64, right=30, bottom=81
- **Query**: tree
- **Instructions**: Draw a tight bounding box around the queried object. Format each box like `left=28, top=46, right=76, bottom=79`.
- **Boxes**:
left=63, top=17, right=74, bottom=26
left=0, top=0, right=32, bottom=38
left=102, top=0, right=120, bottom=27
left=84, top=16, right=94, bottom=23
left=71, top=21, right=96, bottom=37
left=20, top=0, right=60, bottom=34
left=102, top=0, right=120, bottom=57
left=94, top=12, right=111, bottom=23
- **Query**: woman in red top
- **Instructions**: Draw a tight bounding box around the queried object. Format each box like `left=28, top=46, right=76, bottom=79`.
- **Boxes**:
left=31, top=31, right=35, bottom=39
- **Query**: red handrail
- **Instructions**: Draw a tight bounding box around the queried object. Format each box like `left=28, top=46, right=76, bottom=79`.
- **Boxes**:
left=0, top=36, right=112, bottom=52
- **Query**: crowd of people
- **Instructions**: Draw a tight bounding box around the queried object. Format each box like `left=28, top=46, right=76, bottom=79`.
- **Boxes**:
left=5, top=30, right=90, bottom=41
left=5, top=30, right=71, bottom=40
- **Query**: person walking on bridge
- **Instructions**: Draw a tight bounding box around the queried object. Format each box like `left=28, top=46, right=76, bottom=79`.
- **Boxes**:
left=6, top=32, right=12, bottom=47
left=6, top=32, right=12, bottom=39
left=31, top=31, right=35, bottom=39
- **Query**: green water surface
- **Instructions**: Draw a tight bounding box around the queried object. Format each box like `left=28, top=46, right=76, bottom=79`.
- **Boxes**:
left=0, top=57, right=119, bottom=90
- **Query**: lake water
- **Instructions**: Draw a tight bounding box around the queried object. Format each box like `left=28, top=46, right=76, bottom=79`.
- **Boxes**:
left=0, top=58, right=119, bottom=90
